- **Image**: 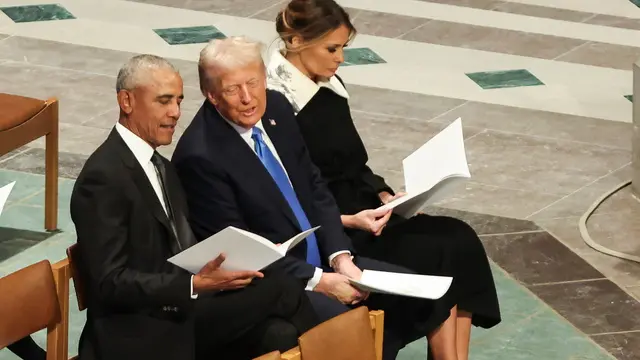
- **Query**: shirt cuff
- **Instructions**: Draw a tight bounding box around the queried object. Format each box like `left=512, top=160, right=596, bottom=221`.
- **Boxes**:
left=305, top=267, right=323, bottom=291
left=328, top=250, right=352, bottom=266
left=190, top=275, right=198, bottom=299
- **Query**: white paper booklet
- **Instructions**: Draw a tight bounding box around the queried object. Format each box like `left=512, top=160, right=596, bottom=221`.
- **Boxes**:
left=0, top=181, right=16, bottom=216
left=349, top=270, right=453, bottom=300
left=168, top=226, right=320, bottom=273
left=378, top=118, right=470, bottom=218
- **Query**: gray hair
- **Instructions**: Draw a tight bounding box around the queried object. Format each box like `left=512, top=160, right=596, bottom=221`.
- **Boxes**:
left=198, top=36, right=265, bottom=95
left=116, top=54, right=178, bottom=92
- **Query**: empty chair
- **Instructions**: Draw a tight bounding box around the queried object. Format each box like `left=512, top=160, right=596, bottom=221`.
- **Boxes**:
left=0, top=94, right=59, bottom=231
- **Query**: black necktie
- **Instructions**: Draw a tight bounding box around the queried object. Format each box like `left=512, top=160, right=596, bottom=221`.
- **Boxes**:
left=150, top=151, right=181, bottom=250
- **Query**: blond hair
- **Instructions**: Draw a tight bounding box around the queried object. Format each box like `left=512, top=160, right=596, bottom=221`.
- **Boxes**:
left=198, top=36, right=265, bottom=95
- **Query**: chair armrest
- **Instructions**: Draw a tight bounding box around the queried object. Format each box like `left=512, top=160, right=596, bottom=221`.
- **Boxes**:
left=49, top=258, right=71, bottom=360
left=281, top=346, right=301, bottom=360
left=369, top=310, right=384, bottom=360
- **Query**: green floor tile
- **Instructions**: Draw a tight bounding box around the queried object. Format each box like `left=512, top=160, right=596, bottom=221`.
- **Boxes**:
left=398, top=262, right=610, bottom=359
left=487, top=263, right=545, bottom=322
left=0, top=4, right=75, bottom=23
left=398, top=340, right=426, bottom=359
left=0, top=169, right=47, bottom=205
left=0, top=203, right=73, bottom=233
left=470, top=308, right=613, bottom=359
left=466, top=69, right=544, bottom=90
left=154, top=25, right=226, bottom=45
left=23, top=177, right=75, bottom=210
left=343, top=48, right=386, bottom=66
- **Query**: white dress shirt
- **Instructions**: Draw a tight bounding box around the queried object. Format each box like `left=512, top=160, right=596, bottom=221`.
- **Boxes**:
left=223, top=118, right=351, bottom=291
left=115, top=123, right=198, bottom=299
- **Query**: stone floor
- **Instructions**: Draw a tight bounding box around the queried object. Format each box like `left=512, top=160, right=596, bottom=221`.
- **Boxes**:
left=2, top=0, right=640, bottom=359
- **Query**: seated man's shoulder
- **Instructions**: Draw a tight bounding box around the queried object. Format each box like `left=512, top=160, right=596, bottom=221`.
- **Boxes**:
left=75, top=144, right=124, bottom=187
left=173, top=117, right=209, bottom=160
left=172, top=133, right=211, bottom=167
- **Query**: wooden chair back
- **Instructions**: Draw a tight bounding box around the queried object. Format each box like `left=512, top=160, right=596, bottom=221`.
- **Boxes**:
left=0, top=260, right=70, bottom=359
left=66, top=244, right=86, bottom=311
left=281, top=307, right=384, bottom=360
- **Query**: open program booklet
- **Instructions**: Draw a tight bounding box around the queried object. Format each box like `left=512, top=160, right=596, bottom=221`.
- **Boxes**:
left=378, top=118, right=470, bottom=218
left=169, top=224, right=454, bottom=299
left=0, top=181, right=15, bottom=216
left=168, top=226, right=320, bottom=273
left=349, top=270, right=453, bottom=300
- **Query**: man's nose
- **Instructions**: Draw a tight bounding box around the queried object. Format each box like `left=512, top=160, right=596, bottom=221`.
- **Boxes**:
left=239, top=85, right=252, bottom=104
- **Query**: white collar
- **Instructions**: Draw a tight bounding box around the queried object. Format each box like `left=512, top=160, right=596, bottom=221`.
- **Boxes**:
left=115, top=122, right=154, bottom=166
left=218, top=107, right=266, bottom=141
left=224, top=117, right=266, bottom=137
left=266, top=49, right=349, bottom=114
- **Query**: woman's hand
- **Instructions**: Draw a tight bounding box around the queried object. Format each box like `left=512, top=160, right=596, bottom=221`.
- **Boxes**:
left=379, top=191, right=407, bottom=205
left=342, top=208, right=392, bottom=236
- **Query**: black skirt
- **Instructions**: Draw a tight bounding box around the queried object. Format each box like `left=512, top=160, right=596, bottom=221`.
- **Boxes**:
left=348, top=212, right=502, bottom=334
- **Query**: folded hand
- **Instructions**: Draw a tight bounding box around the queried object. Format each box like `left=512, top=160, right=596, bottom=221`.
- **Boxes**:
left=330, top=254, right=369, bottom=304
left=315, top=273, right=366, bottom=305
left=350, top=208, right=392, bottom=236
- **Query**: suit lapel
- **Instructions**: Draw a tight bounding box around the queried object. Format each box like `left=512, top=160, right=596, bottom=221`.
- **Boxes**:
left=109, top=130, right=183, bottom=255
left=205, top=104, right=301, bottom=230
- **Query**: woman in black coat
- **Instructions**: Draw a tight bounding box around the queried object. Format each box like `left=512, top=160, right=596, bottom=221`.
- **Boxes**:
left=266, top=0, right=502, bottom=359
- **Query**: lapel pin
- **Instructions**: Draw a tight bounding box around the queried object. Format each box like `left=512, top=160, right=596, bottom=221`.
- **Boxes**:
left=269, top=118, right=276, bottom=126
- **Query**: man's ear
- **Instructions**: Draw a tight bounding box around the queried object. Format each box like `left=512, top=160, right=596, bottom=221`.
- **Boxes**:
left=205, top=91, right=218, bottom=107
left=117, top=90, right=133, bottom=114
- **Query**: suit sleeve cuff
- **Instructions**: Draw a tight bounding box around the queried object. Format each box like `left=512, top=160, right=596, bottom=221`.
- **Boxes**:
left=305, top=267, right=323, bottom=291
left=328, top=250, right=352, bottom=266
left=190, top=275, right=198, bottom=299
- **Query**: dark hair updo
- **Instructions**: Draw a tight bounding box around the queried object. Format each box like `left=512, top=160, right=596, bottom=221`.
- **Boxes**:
left=275, top=0, right=356, bottom=51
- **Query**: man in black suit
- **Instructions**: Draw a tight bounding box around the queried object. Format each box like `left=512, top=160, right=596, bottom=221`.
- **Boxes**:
left=172, top=38, right=448, bottom=360
left=70, top=54, right=318, bottom=360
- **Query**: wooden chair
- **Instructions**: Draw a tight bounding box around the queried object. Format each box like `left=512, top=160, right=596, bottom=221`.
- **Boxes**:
left=65, top=244, right=86, bottom=312
left=59, top=244, right=84, bottom=360
left=60, top=244, right=386, bottom=360
left=281, top=307, right=384, bottom=360
left=0, top=260, right=69, bottom=360
left=0, top=93, right=59, bottom=231
left=253, top=350, right=282, bottom=360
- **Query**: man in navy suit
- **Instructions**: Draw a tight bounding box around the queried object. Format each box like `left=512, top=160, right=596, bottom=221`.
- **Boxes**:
left=172, top=37, right=444, bottom=360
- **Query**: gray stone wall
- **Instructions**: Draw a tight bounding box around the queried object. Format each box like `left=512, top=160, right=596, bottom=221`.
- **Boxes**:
left=634, top=62, right=640, bottom=196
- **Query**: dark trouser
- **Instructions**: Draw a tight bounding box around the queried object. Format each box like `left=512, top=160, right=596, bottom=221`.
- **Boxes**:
left=6, top=336, right=46, bottom=360
left=194, top=271, right=319, bottom=360
left=307, top=257, right=451, bottom=360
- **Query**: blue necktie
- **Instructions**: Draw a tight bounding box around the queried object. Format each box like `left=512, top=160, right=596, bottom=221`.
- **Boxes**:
left=251, top=127, right=322, bottom=267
